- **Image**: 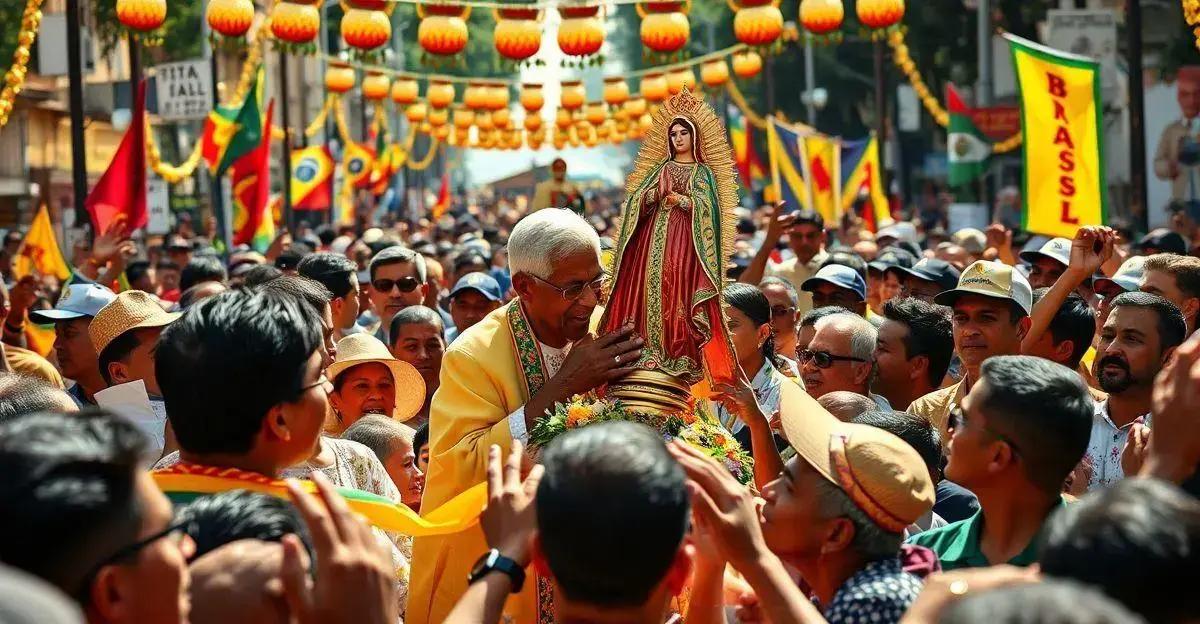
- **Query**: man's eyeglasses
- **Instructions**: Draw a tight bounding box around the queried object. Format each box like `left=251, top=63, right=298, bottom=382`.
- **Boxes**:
left=372, top=277, right=422, bottom=294
left=797, top=349, right=868, bottom=369
left=529, top=274, right=604, bottom=302
left=77, top=518, right=196, bottom=600
left=949, top=405, right=1022, bottom=457
left=770, top=305, right=796, bottom=319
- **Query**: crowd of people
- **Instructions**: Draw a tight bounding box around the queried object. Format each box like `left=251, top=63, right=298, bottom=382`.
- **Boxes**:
left=0, top=191, right=1197, bottom=624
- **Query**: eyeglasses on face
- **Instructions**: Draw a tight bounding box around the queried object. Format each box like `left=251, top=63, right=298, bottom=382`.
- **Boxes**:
left=796, top=349, right=868, bottom=369
left=372, top=277, right=422, bottom=294
left=948, top=404, right=1022, bottom=457
left=770, top=305, right=796, bottom=319
left=529, top=274, right=605, bottom=302
left=77, top=517, right=196, bottom=600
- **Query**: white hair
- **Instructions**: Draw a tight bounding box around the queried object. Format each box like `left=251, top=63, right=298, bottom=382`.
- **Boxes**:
left=507, top=208, right=601, bottom=280
left=816, top=313, right=878, bottom=362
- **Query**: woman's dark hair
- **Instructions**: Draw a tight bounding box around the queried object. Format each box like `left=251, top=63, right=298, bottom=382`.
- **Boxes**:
left=724, top=283, right=778, bottom=368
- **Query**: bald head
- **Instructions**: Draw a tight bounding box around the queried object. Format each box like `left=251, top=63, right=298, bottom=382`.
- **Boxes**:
left=818, top=391, right=879, bottom=422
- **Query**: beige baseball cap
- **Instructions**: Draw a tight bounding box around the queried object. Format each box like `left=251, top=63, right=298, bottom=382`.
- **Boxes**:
left=934, top=259, right=1033, bottom=315
left=89, top=290, right=181, bottom=355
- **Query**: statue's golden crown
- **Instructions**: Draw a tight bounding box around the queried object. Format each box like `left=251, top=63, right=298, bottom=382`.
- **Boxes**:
left=664, top=89, right=704, bottom=118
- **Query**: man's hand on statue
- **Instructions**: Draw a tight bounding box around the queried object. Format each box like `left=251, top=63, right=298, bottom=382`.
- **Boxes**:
left=553, top=324, right=643, bottom=396
left=482, top=442, right=544, bottom=567
left=764, top=202, right=796, bottom=245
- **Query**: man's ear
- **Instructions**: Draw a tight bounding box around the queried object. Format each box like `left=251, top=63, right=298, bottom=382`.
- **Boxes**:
left=908, top=354, right=930, bottom=382
left=108, top=361, right=131, bottom=385
left=821, top=517, right=856, bottom=555
left=1054, top=339, right=1076, bottom=364
left=265, top=404, right=291, bottom=443
left=664, top=541, right=695, bottom=596
left=1184, top=298, right=1200, bottom=329
left=512, top=273, right=536, bottom=300
left=88, top=565, right=128, bottom=623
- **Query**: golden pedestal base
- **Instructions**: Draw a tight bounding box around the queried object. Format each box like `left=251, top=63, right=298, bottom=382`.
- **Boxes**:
left=606, top=369, right=695, bottom=416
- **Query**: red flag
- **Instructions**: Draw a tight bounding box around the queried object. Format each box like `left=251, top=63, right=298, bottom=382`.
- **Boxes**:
left=86, top=79, right=148, bottom=232
left=230, top=100, right=275, bottom=247
left=431, top=171, right=450, bottom=219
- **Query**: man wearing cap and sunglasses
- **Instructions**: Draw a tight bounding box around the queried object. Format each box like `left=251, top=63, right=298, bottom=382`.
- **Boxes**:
left=445, top=272, right=503, bottom=344
left=30, top=283, right=117, bottom=408
left=367, top=246, right=429, bottom=345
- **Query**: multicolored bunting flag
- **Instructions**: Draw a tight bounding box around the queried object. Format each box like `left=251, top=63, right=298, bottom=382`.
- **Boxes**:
left=85, top=80, right=148, bottom=232
left=200, top=69, right=263, bottom=177
left=431, top=171, right=451, bottom=219
left=230, top=100, right=276, bottom=252
left=801, top=134, right=841, bottom=223
left=369, top=130, right=396, bottom=197
left=728, top=104, right=767, bottom=190
left=14, top=204, right=73, bottom=281
left=840, top=135, right=889, bottom=232
left=342, top=140, right=376, bottom=190
left=947, top=84, right=993, bottom=187
left=290, top=145, right=335, bottom=211
left=1007, top=33, right=1106, bottom=238
left=767, top=118, right=810, bottom=212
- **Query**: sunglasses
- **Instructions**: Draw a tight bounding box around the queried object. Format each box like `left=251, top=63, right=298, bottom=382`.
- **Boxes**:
left=372, top=277, right=422, bottom=294
left=770, top=305, right=796, bottom=319
left=797, top=349, right=868, bottom=369
left=948, top=405, right=1023, bottom=457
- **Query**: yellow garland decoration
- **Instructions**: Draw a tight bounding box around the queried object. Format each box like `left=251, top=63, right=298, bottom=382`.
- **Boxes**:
left=724, top=79, right=769, bottom=129
left=1185, top=0, right=1200, bottom=51
left=270, top=93, right=333, bottom=140
left=332, top=94, right=354, bottom=144
left=405, top=138, right=440, bottom=170
left=887, top=30, right=1021, bottom=154
left=0, top=0, right=45, bottom=130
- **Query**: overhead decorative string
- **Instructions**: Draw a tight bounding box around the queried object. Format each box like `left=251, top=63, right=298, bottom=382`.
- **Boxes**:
left=0, top=0, right=45, bottom=130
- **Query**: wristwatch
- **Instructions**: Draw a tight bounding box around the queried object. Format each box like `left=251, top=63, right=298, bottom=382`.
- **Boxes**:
left=467, top=549, right=525, bottom=592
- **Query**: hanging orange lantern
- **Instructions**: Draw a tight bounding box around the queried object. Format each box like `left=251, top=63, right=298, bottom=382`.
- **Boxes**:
left=390, top=78, right=419, bottom=104
left=427, top=80, right=455, bottom=109
left=603, top=77, right=630, bottom=106
left=799, top=0, right=844, bottom=35
left=666, top=67, right=695, bottom=94
left=417, top=3, right=471, bottom=57
left=493, top=7, right=542, bottom=62
left=700, top=59, right=730, bottom=87
left=856, top=0, right=904, bottom=30
left=639, top=113, right=654, bottom=131
left=475, top=111, right=494, bottom=130
left=342, top=5, right=391, bottom=51
left=520, top=83, right=544, bottom=113
left=637, top=1, right=690, bottom=55
left=596, top=120, right=613, bottom=139
left=206, top=0, right=254, bottom=38
left=117, top=0, right=167, bottom=31
left=433, top=124, right=451, bottom=140
left=270, top=1, right=320, bottom=45
left=555, top=108, right=573, bottom=129
left=557, top=5, right=604, bottom=61
left=560, top=81, right=586, bottom=110
left=464, top=83, right=488, bottom=109
left=453, top=128, right=470, bottom=146
left=494, top=108, right=512, bottom=129
left=731, top=0, right=784, bottom=47
left=406, top=103, right=428, bottom=123
left=732, top=51, right=763, bottom=78
left=624, top=97, right=647, bottom=117
left=486, top=85, right=510, bottom=111
left=429, top=106, right=450, bottom=126
left=641, top=73, right=669, bottom=102
left=362, top=71, right=390, bottom=100
left=585, top=102, right=607, bottom=125
left=325, top=62, right=356, bottom=94
left=524, top=115, right=543, bottom=131
left=453, top=106, right=476, bottom=129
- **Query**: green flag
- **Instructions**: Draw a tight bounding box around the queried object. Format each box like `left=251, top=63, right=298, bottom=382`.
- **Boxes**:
left=947, top=112, right=992, bottom=187
left=213, top=69, right=264, bottom=177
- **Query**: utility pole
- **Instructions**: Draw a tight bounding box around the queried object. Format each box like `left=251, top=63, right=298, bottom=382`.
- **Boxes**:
left=1126, top=0, right=1147, bottom=231
left=278, top=51, right=294, bottom=232
left=977, top=0, right=993, bottom=210
left=66, top=0, right=88, bottom=224
left=874, top=40, right=887, bottom=173
left=805, top=36, right=816, bottom=125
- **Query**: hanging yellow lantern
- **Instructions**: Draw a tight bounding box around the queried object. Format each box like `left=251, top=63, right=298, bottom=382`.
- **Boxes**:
left=117, top=0, right=167, bottom=31
left=857, top=0, right=904, bottom=30
left=624, top=97, right=647, bottom=117
left=700, top=59, right=730, bottom=88
left=585, top=102, right=607, bottom=125
left=342, top=6, right=392, bottom=52
left=666, top=67, right=695, bottom=94
left=560, top=81, right=586, bottom=110
left=557, top=5, right=605, bottom=61
left=556, top=108, right=573, bottom=129
left=799, top=0, right=844, bottom=35
left=420, top=122, right=433, bottom=133
left=406, top=103, right=428, bottom=123
left=610, top=129, right=626, bottom=145
left=325, top=62, right=356, bottom=94
left=520, top=83, right=544, bottom=113
left=390, top=78, right=419, bottom=104
left=417, top=3, right=471, bottom=57
left=206, top=0, right=254, bottom=38
left=453, top=106, right=476, bottom=129
left=639, top=113, right=653, bottom=131
left=433, top=124, right=451, bottom=140
left=361, top=71, right=390, bottom=100
left=428, top=106, right=450, bottom=126
left=637, top=1, right=690, bottom=55
left=493, top=108, right=512, bottom=129
left=486, top=85, right=510, bottom=111
left=732, top=51, right=763, bottom=78
left=493, top=7, right=542, bottom=62
left=603, top=77, right=630, bottom=106
left=524, top=115, right=543, bottom=131
left=270, top=1, right=320, bottom=45
left=553, top=134, right=568, bottom=150
left=596, top=120, right=612, bottom=139
left=427, top=80, right=455, bottom=109
left=454, top=128, right=471, bottom=146
left=464, top=83, right=488, bottom=109
left=731, top=0, right=784, bottom=47
left=476, top=111, right=494, bottom=130
left=641, top=73, right=669, bottom=102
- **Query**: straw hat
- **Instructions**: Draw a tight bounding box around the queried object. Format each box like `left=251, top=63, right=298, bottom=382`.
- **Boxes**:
left=327, top=333, right=426, bottom=422
left=89, top=290, right=181, bottom=354
left=777, top=382, right=934, bottom=533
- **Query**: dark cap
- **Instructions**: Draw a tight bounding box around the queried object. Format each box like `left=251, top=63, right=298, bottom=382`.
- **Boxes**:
left=1136, top=229, right=1188, bottom=256
left=888, top=258, right=961, bottom=292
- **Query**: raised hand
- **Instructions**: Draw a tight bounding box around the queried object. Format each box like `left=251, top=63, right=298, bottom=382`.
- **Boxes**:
left=1146, top=331, right=1200, bottom=483
left=712, top=367, right=766, bottom=429
left=91, top=215, right=132, bottom=264
left=1068, top=225, right=1115, bottom=277
left=8, top=275, right=38, bottom=314
left=482, top=441, right=544, bottom=566
left=763, top=202, right=796, bottom=246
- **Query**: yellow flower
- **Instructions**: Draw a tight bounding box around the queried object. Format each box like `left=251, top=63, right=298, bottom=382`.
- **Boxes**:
left=567, top=405, right=593, bottom=427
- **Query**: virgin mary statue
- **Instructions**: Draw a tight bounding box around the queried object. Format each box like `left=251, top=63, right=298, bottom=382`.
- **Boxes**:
left=599, top=89, right=740, bottom=414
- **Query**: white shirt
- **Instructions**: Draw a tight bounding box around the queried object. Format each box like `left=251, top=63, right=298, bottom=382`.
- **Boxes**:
left=507, top=341, right=570, bottom=443
left=1085, top=400, right=1150, bottom=492
left=710, top=360, right=785, bottom=434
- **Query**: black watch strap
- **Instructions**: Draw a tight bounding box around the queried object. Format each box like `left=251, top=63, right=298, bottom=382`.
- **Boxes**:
left=468, top=549, right=526, bottom=593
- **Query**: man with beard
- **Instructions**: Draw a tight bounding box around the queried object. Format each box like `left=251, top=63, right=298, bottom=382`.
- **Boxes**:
left=409, top=209, right=642, bottom=624
left=1085, top=292, right=1187, bottom=491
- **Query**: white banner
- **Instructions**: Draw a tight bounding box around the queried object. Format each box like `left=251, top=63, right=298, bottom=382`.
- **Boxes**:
left=153, top=59, right=212, bottom=121
left=146, top=175, right=171, bottom=235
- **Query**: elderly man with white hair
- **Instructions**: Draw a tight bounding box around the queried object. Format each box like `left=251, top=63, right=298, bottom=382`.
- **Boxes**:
left=799, top=312, right=892, bottom=409
left=408, top=208, right=642, bottom=624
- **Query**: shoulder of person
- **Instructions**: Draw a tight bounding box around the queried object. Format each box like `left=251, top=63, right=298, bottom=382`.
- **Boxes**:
left=905, top=516, right=970, bottom=551
left=907, top=384, right=955, bottom=412
left=443, top=305, right=513, bottom=361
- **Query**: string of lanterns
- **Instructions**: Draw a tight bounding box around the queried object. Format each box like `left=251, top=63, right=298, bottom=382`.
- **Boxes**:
left=0, top=0, right=45, bottom=130
left=1185, top=0, right=1200, bottom=51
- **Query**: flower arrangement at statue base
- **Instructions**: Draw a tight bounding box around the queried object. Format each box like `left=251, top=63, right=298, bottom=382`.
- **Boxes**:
left=530, top=395, right=754, bottom=484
